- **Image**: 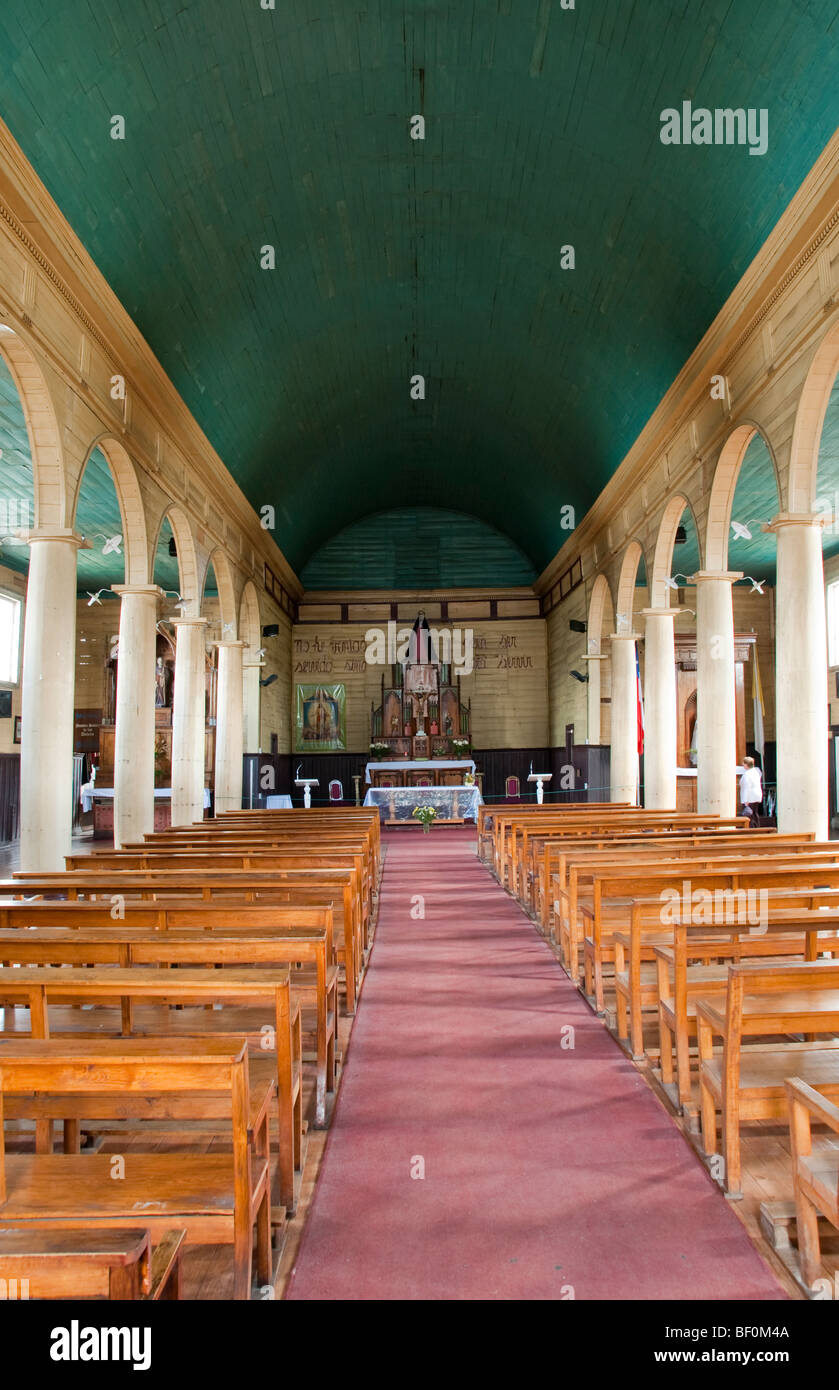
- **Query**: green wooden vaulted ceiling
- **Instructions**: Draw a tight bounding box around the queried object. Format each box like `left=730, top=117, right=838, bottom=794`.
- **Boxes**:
left=0, top=1, right=838, bottom=589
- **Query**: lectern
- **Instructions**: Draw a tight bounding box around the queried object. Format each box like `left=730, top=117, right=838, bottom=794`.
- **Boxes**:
left=294, top=777, right=320, bottom=809
left=527, top=772, right=552, bottom=805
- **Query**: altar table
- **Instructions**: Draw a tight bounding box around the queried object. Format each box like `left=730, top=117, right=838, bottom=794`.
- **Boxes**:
left=364, top=758, right=475, bottom=784
left=81, top=786, right=211, bottom=813
left=363, top=785, right=483, bottom=824
left=84, top=786, right=212, bottom=838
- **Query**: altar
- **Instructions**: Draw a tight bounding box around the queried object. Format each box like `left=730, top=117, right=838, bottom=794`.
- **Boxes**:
left=363, top=784, right=483, bottom=825
left=84, top=786, right=212, bottom=838
left=365, top=758, right=476, bottom=787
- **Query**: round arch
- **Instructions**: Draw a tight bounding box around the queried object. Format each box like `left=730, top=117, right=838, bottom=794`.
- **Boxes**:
left=650, top=494, right=701, bottom=608
left=153, top=506, right=200, bottom=612
left=586, top=572, right=615, bottom=653
left=238, top=580, right=261, bottom=654
left=615, top=540, right=647, bottom=631
left=705, top=423, right=781, bottom=572
left=202, top=547, right=238, bottom=635
left=788, top=317, right=839, bottom=514
left=0, top=325, right=65, bottom=528
left=70, top=435, right=150, bottom=586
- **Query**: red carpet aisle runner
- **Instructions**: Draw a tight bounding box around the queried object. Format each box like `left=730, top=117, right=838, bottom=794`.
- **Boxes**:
left=285, top=828, right=785, bottom=1301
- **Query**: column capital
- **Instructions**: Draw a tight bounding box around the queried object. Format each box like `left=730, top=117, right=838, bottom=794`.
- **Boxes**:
left=110, top=584, right=166, bottom=601
left=213, top=639, right=246, bottom=650
left=640, top=607, right=677, bottom=620
left=24, top=528, right=90, bottom=549
left=608, top=631, right=641, bottom=642
left=243, top=659, right=266, bottom=669
left=172, top=616, right=208, bottom=629
left=580, top=652, right=607, bottom=662
left=689, top=570, right=743, bottom=584
left=765, top=511, right=827, bottom=532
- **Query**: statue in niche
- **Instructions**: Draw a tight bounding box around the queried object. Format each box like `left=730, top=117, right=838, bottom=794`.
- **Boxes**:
left=154, top=657, right=170, bottom=707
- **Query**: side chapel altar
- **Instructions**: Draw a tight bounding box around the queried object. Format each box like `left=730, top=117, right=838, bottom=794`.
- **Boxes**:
left=88, top=624, right=216, bottom=836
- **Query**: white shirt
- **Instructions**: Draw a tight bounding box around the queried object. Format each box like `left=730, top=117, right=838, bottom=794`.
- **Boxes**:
left=738, top=767, right=763, bottom=804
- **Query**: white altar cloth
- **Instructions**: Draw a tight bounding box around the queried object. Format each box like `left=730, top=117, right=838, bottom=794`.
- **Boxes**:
left=364, top=758, right=475, bottom=784
left=363, top=785, right=483, bottom=823
left=265, top=794, right=294, bottom=809
left=81, top=786, right=211, bottom=813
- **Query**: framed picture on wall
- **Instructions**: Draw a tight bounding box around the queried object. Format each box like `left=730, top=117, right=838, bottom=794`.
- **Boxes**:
left=295, top=684, right=346, bottom=752
left=13, top=715, right=21, bottom=744
left=0, top=690, right=11, bottom=718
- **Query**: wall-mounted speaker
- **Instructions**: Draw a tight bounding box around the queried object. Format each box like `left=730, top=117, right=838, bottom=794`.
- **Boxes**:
left=261, top=623, right=279, bottom=638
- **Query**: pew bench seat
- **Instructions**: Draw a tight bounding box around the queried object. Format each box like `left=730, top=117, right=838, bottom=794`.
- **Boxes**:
left=701, top=1045, right=839, bottom=1191
left=0, top=1038, right=277, bottom=1298
left=696, top=961, right=839, bottom=1194
left=786, top=1078, right=839, bottom=1289
left=0, top=1225, right=185, bottom=1299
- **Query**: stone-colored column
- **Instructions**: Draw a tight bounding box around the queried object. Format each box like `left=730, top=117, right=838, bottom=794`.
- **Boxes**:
left=609, top=633, right=640, bottom=804
left=20, top=530, right=85, bottom=872
left=214, top=640, right=245, bottom=815
left=692, top=571, right=742, bottom=817
left=771, top=514, right=828, bottom=837
left=243, top=658, right=263, bottom=753
left=171, top=617, right=207, bottom=827
left=641, top=608, right=677, bottom=809
left=111, top=585, right=162, bottom=849
left=582, top=651, right=605, bottom=744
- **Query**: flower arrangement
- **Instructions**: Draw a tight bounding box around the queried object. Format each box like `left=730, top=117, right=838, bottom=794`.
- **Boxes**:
left=369, top=741, right=391, bottom=758
left=450, top=737, right=471, bottom=755
left=412, top=804, right=438, bottom=834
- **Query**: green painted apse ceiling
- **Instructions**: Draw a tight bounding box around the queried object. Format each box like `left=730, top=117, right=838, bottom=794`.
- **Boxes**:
left=301, top=506, right=536, bottom=589
left=0, top=2, right=839, bottom=581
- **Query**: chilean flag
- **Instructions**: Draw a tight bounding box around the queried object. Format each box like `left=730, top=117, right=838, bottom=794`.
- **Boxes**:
left=635, top=648, right=645, bottom=758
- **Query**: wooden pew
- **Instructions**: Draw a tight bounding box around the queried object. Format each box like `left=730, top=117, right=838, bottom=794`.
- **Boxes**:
left=59, top=859, right=362, bottom=1011
left=133, top=836, right=372, bottom=911
left=215, top=808, right=380, bottom=874
left=0, top=960, right=302, bottom=1212
left=653, top=902, right=839, bottom=1106
left=786, top=1078, right=839, bottom=1290
left=564, top=857, right=839, bottom=1001
left=696, top=959, right=839, bottom=1195
left=0, top=1038, right=274, bottom=1299
left=476, top=801, right=626, bottom=869
left=0, top=905, right=336, bottom=1130
left=493, top=807, right=742, bottom=887
left=152, top=820, right=379, bottom=898
left=511, top=814, right=749, bottom=907
left=496, top=810, right=747, bottom=897
left=0, top=1227, right=185, bottom=1300
left=542, top=833, right=817, bottom=941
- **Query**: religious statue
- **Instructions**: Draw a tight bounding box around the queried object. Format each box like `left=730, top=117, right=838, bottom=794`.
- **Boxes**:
left=391, top=714, right=400, bottom=735
left=154, top=657, right=169, bottom=707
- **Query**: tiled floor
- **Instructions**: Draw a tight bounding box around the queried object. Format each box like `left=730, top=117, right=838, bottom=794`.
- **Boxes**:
left=0, top=828, right=103, bottom=876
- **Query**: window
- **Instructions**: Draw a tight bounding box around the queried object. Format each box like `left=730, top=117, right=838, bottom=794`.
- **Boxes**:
left=828, top=580, right=839, bottom=668
left=0, top=592, right=22, bottom=685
